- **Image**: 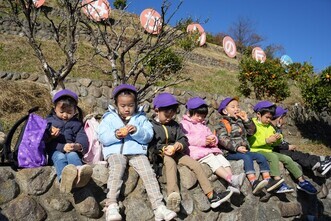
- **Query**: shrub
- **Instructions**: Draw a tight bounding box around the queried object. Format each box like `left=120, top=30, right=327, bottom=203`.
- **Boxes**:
left=299, top=66, right=331, bottom=112
left=238, top=56, right=290, bottom=102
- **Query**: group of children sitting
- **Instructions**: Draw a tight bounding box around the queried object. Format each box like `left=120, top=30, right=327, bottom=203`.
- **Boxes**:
left=46, top=84, right=331, bottom=221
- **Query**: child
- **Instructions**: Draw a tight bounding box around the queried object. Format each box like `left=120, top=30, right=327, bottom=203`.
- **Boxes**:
left=180, top=97, right=246, bottom=195
left=217, top=97, right=283, bottom=195
left=46, top=89, right=93, bottom=193
left=98, top=84, right=176, bottom=221
left=149, top=93, right=233, bottom=213
left=271, top=106, right=331, bottom=176
left=248, top=101, right=317, bottom=195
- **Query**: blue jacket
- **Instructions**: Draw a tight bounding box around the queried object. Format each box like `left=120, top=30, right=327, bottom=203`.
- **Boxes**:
left=98, top=105, right=154, bottom=159
left=45, top=111, right=89, bottom=154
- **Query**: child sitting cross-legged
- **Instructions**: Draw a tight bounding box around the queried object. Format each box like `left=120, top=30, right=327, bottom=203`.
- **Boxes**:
left=180, top=97, right=246, bottom=195
left=46, top=89, right=93, bottom=193
left=216, top=97, right=283, bottom=195
left=149, top=93, right=233, bottom=213
left=98, top=84, right=176, bottom=221
left=248, top=101, right=317, bottom=195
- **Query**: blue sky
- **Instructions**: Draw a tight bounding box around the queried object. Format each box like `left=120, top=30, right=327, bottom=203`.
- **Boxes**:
left=121, top=0, right=331, bottom=73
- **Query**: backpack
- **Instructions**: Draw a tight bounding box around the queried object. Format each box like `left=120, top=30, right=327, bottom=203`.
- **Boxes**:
left=83, top=116, right=105, bottom=164
left=2, top=107, right=48, bottom=169
left=220, top=118, right=232, bottom=135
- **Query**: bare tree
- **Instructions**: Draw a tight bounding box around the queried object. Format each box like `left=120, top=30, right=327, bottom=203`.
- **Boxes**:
left=80, top=0, right=191, bottom=102
left=228, top=16, right=264, bottom=53
left=1, top=0, right=82, bottom=91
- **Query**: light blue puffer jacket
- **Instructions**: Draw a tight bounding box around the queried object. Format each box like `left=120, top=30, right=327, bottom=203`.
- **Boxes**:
left=98, top=105, right=154, bottom=159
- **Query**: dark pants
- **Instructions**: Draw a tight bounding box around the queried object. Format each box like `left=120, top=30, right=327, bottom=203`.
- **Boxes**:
left=278, top=150, right=320, bottom=170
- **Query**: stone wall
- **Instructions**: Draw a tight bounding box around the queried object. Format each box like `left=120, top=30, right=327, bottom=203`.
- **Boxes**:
left=1, top=72, right=331, bottom=221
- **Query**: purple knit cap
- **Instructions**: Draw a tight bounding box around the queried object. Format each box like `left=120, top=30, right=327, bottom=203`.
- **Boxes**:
left=52, top=89, right=78, bottom=103
left=186, top=97, right=206, bottom=110
left=273, top=106, right=288, bottom=119
left=218, top=97, right=238, bottom=113
left=153, top=93, right=178, bottom=108
left=112, top=84, right=137, bottom=98
left=253, top=100, right=275, bottom=112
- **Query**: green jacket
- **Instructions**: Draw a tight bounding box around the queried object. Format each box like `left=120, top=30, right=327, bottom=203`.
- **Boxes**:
left=248, top=118, right=282, bottom=153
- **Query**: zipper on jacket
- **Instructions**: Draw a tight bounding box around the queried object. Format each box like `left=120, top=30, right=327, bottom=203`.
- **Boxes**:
left=120, top=138, right=124, bottom=154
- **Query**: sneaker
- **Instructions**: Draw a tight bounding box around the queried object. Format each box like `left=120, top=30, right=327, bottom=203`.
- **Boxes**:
left=231, top=173, right=246, bottom=189
left=60, top=164, right=77, bottom=193
left=252, top=179, right=268, bottom=195
left=227, top=185, right=241, bottom=195
left=105, top=203, right=122, bottom=221
left=265, top=178, right=284, bottom=192
left=317, top=157, right=331, bottom=176
left=208, top=190, right=233, bottom=209
left=276, top=183, right=294, bottom=194
left=154, top=205, right=177, bottom=221
left=75, top=165, right=93, bottom=188
left=297, top=180, right=317, bottom=195
left=166, top=192, right=181, bottom=213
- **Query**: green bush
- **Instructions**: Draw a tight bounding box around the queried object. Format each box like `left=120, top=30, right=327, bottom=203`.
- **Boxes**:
left=238, top=56, right=290, bottom=102
left=146, top=48, right=183, bottom=77
left=299, top=66, right=331, bottom=112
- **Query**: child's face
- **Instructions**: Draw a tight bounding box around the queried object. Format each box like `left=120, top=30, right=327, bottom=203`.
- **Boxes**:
left=272, top=116, right=286, bottom=127
left=116, top=94, right=136, bottom=120
left=156, top=109, right=176, bottom=124
left=257, top=112, right=273, bottom=125
left=54, top=103, right=75, bottom=121
left=224, top=100, right=240, bottom=118
left=190, top=113, right=206, bottom=123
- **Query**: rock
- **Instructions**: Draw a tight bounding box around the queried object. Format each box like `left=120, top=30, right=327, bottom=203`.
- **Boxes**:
left=180, top=189, right=194, bottom=215
left=91, top=163, right=109, bottom=186
left=122, top=166, right=139, bottom=196
left=124, top=195, right=154, bottom=221
left=2, top=195, right=47, bottom=221
left=78, top=78, right=92, bottom=87
left=0, top=168, right=20, bottom=204
left=72, top=188, right=100, bottom=218
left=178, top=166, right=197, bottom=190
left=42, top=195, right=72, bottom=212
left=278, top=201, right=302, bottom=218
left=15, top=166, right=56, bottom=195
left=192, top=187, right=210, bottom=212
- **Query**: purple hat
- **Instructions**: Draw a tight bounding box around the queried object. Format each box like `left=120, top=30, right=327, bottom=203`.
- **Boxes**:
left=112, top=84, right=137, bottom=97
left=52, top=89, right=78, bottom=103
left=186, top=97, right=206, bottom=110
left=273, top=106, right=288, bottom=119
left=253, top=101, right=275, bottom=112
left=218, top=97, right=239, bottom=113
left=153, top=93, right=178, bottom=108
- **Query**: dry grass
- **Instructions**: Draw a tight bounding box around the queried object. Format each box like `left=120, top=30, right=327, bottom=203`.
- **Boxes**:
left=0, top=80, right=52, bottom=131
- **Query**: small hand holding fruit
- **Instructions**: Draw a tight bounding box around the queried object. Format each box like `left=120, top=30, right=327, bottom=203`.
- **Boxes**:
left=51, top=126, right=60, bottom=137
left=236, top=111, right=248, bottom=121
left=164, top=145, right=175, bottom=156
left=266, top=133, right=281, bottom=144
left=116, top=127, right=129, bottom=138
left=237, top=146, right=248, bottom=153
left=206, top=135, right=216, bottom=147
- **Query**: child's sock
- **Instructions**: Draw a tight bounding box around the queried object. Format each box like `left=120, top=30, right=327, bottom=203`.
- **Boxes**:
left=262, top=173, right=271, bottom=181
left=207, top=191, right=214, bottom=199
left=247, top=174, right=256, bottom=185
left=226, top=174, right=232, bottom=184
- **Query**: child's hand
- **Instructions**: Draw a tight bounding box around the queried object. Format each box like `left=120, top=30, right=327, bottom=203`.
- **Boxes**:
left=126, top=125, right=136, bottom=134
left=236, top=111, right=248, bottom=121
left=64, top=143, right=74, bottom=153
left=266, top=134, right=281, bottom=144
left=73, top=143, right=83, bottom=152
left=116, top=127, right=129, bottom=138
left=237, top=146, right=248, bottom=153
left=288, top=145, right=297, bottom=151
left=206, top=135, right=216, bottom=147
left=164, top=145, right=175, bottom=156
left=51, top=126, right=60, bottom=137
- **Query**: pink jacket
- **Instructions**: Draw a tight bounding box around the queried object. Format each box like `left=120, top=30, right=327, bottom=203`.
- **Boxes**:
left=180, top=114, right=222, bottom=160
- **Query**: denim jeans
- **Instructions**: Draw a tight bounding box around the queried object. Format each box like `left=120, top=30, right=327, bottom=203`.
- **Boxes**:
left=226, top=151, right=270, bottom=174
left=49, top=150, right=82, bottom=181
